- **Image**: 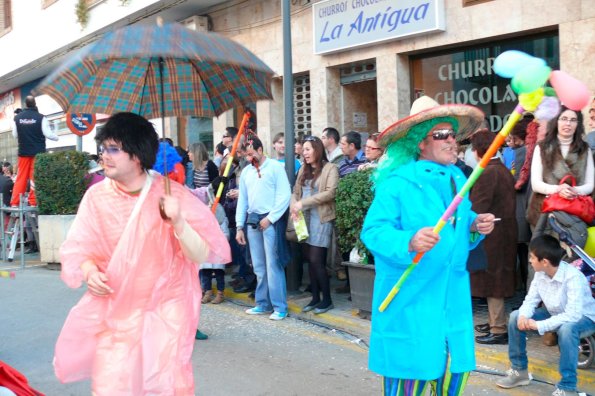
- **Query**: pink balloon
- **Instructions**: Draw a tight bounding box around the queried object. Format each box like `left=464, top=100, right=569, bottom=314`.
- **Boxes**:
left=549, top=70, right=591, bottom=111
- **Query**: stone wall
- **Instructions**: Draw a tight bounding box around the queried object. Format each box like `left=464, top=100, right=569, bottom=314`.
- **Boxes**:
left=205, top=0, right=595, bottom=141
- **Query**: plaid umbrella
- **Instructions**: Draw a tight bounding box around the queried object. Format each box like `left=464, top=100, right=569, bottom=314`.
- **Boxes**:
left=34, top=21, right=274, bottom=118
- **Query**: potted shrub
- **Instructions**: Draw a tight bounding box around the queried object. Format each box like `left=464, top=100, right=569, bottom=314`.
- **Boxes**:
left=335, top=168, right=375, bottom=317
left=34, top=150, right=89, bottom=263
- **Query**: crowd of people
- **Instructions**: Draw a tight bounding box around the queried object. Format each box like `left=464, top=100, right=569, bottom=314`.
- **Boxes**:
left=198, top=124, right=387, bottom=318
left=5, top=90, right=595, bottom=395
left=359, top=96, right=595, bottom=396
left=38, top=108, right=390, bottom=393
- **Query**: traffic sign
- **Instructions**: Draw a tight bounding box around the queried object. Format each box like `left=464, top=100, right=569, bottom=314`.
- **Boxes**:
left=66, top=113, right=96, bottom=136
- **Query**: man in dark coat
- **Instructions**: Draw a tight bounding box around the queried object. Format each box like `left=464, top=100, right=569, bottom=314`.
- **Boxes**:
left=469, top=130, right=518, bottom=345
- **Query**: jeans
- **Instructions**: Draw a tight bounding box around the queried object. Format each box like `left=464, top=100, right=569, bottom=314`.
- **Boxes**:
left=247, top=224, right=287, bottom=313
left=199, top=269, right=225, bottom=292
left=508, top=308, right=595, bottom=391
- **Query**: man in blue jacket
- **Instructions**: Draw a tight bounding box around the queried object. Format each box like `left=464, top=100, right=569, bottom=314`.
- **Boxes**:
left=361, top=96, right=495, bottom=396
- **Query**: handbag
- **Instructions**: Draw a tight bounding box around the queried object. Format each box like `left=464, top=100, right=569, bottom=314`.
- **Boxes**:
left=286, top=211, right=309, bottom=242
left=541, top=175, right=595, bottom=224
left=285, top=216, right=298, bottom=242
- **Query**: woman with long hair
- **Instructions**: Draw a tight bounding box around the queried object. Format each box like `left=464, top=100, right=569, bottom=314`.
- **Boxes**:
left=290, top=136, right=339, bottom=314
left=189, top=142, right=218, bottom=188
left=527, top=106, right=594, bottom=229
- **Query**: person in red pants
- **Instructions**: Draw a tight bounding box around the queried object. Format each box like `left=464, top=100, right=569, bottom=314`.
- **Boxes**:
left=10, top=96, right=58, bottom=207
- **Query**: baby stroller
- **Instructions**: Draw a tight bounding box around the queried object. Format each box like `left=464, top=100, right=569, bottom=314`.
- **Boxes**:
left=547, top=213, right=595, bottom=369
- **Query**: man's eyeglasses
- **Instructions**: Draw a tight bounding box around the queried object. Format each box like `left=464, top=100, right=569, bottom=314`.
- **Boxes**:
left=99, top=145, right=124, bottom=155
left=429, top=129, right=456, bottom=140
left=222, top=134, right=230, bottom=138
left=558, top=117, right=578, bottom=124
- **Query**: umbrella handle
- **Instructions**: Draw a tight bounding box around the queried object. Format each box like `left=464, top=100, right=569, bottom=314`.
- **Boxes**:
left=159, top=177, right=171, bottom=220
left=157, top=55, right=171, bottom=221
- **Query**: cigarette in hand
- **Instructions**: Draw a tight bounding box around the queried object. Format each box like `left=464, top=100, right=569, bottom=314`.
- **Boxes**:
left=492, top=218, right=501, bottom=222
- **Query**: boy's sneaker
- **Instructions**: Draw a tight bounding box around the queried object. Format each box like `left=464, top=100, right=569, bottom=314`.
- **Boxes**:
left=496, top=368, right=532, bottom=388
left=269, top=311, right=287, bottom=321
left=245, top=306, right=273, bottom=315
left=552, top=389, right=579, bottom=396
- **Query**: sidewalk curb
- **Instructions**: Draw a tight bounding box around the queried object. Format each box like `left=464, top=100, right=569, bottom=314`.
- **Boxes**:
left=224, top=289, right=371, bottom=339
left=475, top=346, right=595, bottom=393
left=224, top=289, right=595, bottom=394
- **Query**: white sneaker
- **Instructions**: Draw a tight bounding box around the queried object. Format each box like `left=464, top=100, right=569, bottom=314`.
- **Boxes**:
left=552, top=388, right=579, bottom=396
left=268, top=311, right=287, bottom=321
left=496, top=368, right=532, bottom=389
left=245, top=306, right=272, bottom=315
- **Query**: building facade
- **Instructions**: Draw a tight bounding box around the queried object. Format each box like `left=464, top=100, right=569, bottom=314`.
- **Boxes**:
left=0, top=0, right=593, bottom=163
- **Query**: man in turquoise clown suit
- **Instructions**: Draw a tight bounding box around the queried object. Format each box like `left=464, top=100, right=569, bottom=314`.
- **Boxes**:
left=361, top=96, right=496, bottom=396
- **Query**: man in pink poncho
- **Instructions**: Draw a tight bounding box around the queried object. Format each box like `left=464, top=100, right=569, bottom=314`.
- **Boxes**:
left=54, top=112, right=230, bottom=395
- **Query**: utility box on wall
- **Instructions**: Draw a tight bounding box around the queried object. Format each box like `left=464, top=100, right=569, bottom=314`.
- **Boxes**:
left=180, top=15, right=209, bottom=32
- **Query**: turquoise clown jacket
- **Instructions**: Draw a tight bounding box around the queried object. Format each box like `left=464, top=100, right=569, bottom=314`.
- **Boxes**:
left=361, top=159, right=482, bottom=380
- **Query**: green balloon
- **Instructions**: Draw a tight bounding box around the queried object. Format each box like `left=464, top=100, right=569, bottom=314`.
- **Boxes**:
left=511, top=65, right=552, bottom=94
left=544, top=87, right=557, bottom=97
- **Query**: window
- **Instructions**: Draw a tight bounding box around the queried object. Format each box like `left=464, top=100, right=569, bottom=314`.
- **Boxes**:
left=410, top=32, right=559, bottom=132
left=340, top=62, right=376, bottom=85
left=86, top=0, right=105, bottom=7
left=0, top=0, right=12, bottom=34
left=42, top=0, right=59, bottom=9
left=462, top=0, right=494, bottom=6
left=293, top=74, right=311, bottom=138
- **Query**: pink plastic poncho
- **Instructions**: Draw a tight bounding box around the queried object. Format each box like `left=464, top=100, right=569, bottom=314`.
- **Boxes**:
left=55, top=173, right=230, bottom=395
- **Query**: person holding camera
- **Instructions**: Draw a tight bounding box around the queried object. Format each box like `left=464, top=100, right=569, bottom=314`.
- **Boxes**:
left=235, top=136, right=291, bottom=320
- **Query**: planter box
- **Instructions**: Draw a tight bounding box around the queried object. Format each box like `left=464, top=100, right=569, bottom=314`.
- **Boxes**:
left=38, top=214, right=75, bottom=264
left=342, top=261, right=375, bottom=318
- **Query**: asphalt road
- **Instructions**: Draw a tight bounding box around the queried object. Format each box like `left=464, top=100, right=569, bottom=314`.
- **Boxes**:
left=0, top=266, right=557, bottom=395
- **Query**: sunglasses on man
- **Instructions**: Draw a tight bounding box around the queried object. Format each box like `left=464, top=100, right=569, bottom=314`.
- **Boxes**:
left=430, top=129, right=456, bottom=140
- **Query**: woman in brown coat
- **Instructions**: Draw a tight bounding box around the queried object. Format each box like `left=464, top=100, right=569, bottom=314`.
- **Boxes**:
left=290, top=136, right=339, bottom=314
left=469, top=131, right=518, bottom=345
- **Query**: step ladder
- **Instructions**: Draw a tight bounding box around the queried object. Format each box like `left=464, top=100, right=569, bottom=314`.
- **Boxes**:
left=1, top=203, right=39, bottom=267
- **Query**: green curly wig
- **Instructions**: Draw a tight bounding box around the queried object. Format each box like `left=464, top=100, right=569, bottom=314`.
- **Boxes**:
left=373, top=116, right=459, bottom=187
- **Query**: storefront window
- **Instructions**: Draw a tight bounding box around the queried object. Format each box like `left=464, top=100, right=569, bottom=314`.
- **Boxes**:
left=411, top=33, right=559, bottom=132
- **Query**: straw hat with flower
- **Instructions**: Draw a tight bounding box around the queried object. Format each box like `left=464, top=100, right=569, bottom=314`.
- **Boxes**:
left=377, top=96, right=485, bottom=149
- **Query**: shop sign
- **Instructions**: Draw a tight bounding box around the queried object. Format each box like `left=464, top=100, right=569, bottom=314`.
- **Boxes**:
left=432, top=57, right=518, bottom=132
left=0, top=89, right=21, bottom=132
left=66, top=113, right=96, bottom=136
left=313, top=0, right=445, bottom=55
